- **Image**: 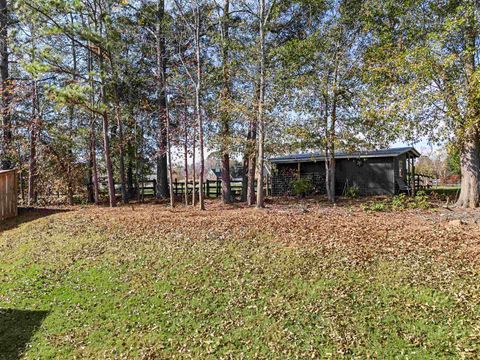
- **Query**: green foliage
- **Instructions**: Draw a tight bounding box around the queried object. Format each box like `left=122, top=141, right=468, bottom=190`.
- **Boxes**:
left=446, top=145, right=461, bottom=175
left=364, top=192, right=432, bottom=212
left=392, top=191, right=431, bottom=210
left=290, top=177, right=313, bottom=196
left=361, top=200, right=387, bottom=212
left=345, top=184, right=360, bottom=198
left=412, top=191, right=431, bottom=209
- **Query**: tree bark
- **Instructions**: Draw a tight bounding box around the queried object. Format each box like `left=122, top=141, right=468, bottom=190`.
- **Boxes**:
left=66, top=12, right=77, bottom=206
left=246, top=82, right=259, bottom=205
left=220, top=0, right=232, bottom=204
left=114, top=96, right=128, bottom=203
left=183, top=107, right=189, bottom=205
left=246, top=120, right=257, bottom=205
left=0, top=0, right=11, bottom=157
left=166, top=106, right=175, bottom=207
left=192, top=126, right=196, bottom=206
left=101, top=107, right=116, bottom=207
left=241, top=154, right=249, bottom=202
left=456, top=128, right=480, bottom=208
left=256, top=0, right=266, bottom=208
left=96, top=3, right=116, bottom=207
left=89, top=118, right=100, bottom=204
left=28, top=81, right=39, bottom=206
left=195, top=7, right=205, bottom=210
left=87, top=45, right=100, bottom=205
left=156, top=0, right=169, bottom=199
left=325, top=92, right=337, bottom=203
left=456, top=9, right=480, bottom=208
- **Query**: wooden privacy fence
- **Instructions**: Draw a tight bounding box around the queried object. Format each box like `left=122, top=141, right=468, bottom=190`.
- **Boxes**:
left=0, top=169, right=18, bottom=221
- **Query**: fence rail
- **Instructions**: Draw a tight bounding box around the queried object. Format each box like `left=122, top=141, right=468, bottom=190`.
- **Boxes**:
left=123, top=178, right=270, bottom=199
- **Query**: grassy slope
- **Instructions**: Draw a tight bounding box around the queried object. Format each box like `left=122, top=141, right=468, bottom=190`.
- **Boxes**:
left=0, top=204, right=479, bottom=359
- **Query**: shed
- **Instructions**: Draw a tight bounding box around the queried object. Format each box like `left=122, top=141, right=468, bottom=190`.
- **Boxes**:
left=269, top=147, right=420, bottom=196
left=0, top=169, right=18, bottom=221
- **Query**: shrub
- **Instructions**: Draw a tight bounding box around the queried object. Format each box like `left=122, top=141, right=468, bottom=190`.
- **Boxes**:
left=411, top=190, right=431, bottom=209
left=290, top=178, right=313, bottom=197
left=365, top=191, right=432, bottom=212
left=391, top=193, right=408, bottom=210
left=361, top=201, right=387, bottom=212
left=345, top=184, right=360, bottom=198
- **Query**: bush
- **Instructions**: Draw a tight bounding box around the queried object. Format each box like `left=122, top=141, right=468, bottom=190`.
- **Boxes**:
left=391, top=193, right=408, bottom=210
left=412, top=190, right=431, bottom=209
left=361, top=201, right=387, bottom=212
left=345, top=185, right=360, bottom=198
left=290, top=178, right=313, bottom=197
left=364, top=191, right=432, bottom=212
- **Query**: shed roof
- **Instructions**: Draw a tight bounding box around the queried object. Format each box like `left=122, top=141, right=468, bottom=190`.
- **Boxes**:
left=269, top=147, right=420, bottom=164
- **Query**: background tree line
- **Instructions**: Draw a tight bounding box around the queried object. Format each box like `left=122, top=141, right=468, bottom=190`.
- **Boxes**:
left=0, top=0, right=479, bottom=208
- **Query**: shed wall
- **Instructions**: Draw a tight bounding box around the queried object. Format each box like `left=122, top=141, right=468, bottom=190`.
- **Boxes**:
left=272, top=157, right=396, bottom=196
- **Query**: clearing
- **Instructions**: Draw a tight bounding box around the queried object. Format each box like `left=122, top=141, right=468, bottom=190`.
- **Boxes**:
left=1, top=199, right=479, bottom=359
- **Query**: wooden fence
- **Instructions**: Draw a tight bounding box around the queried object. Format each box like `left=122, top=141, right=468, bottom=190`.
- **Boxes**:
left=0, top=169, right=18, bottom=221
left=134, top=178, right=270, bottom=199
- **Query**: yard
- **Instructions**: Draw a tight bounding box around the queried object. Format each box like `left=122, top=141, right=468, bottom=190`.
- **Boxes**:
left=1, top=199, right=479, bottom=359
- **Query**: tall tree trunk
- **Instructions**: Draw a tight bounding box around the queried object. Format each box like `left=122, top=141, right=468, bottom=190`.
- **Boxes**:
left=246, top=82, right=259, bottom=206
left=166, top=106, right=175, bottom=207
left=101, top=107, right=116, bottom=207
left=99, top=71, right=116, bottom=207
left=256, top=0, right=266, bottom=208
left=66, top=12, right=77, bottom=206
left=326, top=92, right=337, bottom=203
left=0, top=0, right=11, bottom=157
left=325, top=148, right=336, bottom=202
left=241, top=124, right=252, bottom=202
left=96, top=3, right=116, bottom=207
left=90, top=119, right=100, bottom=204
left=114, top=96, right=128, bottom=203
left=87, top=45, right=100, bottom=205
left=456, top=10, right=479, bottom=208
left=127, top=140, right=135, bottom=199
left=192, top=126, right=196, bottom=206
left=456, top=128, right=480, bottom=208
left=28, top=81, right=38, bottom=206
left=220, top=0, right=232, bottom=204
left=156, top=0, right=168, bottom=199
left=195, top=9, right=205, bottom=210
left=183, top=107, right=189, bottom=206
left=246, top=122, right=257, bottom=205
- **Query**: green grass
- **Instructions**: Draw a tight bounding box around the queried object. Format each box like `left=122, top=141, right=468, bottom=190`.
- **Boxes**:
left=426, top=187, right=461, bottom=199
left=1, top=209, right=479, bottom=359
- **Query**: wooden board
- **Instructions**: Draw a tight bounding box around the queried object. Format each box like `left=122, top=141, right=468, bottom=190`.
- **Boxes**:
left=0, top=169, right=18, bottom=221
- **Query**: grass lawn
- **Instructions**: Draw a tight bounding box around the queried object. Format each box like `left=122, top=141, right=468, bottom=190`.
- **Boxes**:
left=1, top=200, right=479, bottom=359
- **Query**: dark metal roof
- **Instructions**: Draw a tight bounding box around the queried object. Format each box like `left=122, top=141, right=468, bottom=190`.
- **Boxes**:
left=269, top=147, right=420, bottom=164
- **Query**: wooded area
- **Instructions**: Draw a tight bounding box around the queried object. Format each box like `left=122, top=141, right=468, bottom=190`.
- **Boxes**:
left=0, top=0, right=479, bottom=208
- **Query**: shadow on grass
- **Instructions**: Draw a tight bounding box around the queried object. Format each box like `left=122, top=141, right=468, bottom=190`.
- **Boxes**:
left=0, top=208, right=71, bottom=233
left=0, top=308, right=49, bottom=360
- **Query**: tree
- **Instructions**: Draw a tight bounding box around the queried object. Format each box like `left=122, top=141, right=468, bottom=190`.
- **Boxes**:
left=363, top=0, right=480, bottom=207
left=0, top=0, right=12, bottom=159
left=173, top=0, right=209, bottom=210
left=218, top=0, right=232, bottom=204
left=277, top=0, right=365, bottom=202
left=155, top=0, right=169, bottom=200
